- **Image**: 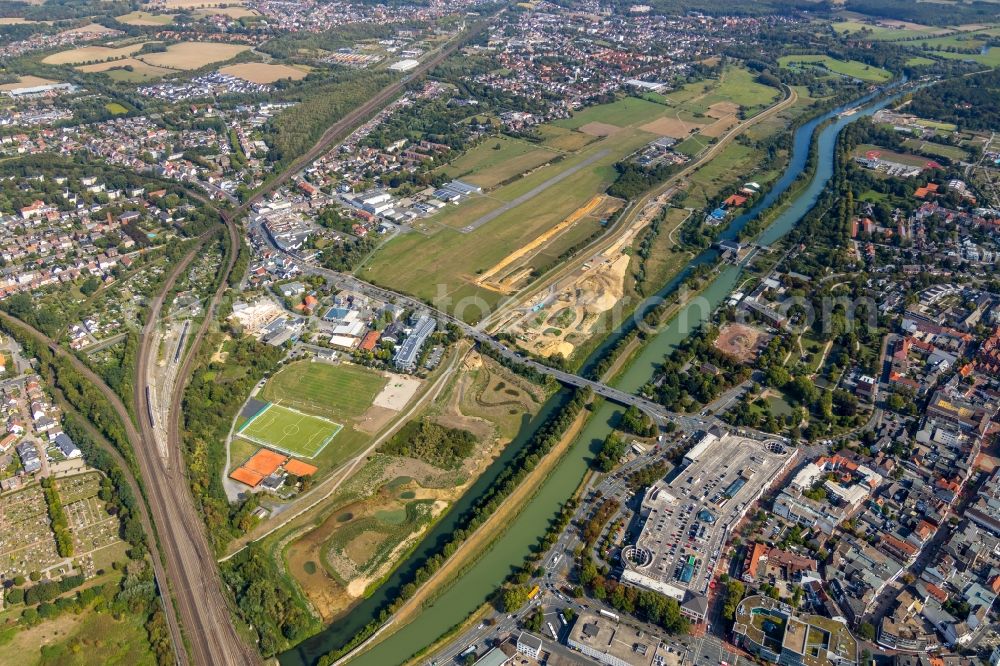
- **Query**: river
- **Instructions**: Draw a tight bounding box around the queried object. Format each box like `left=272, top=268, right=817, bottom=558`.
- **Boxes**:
left=280, top=83, right=905, bottom=666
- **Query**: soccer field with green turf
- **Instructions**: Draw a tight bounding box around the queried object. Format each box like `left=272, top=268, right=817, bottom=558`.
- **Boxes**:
left=237, top=403, right=342, bottom=458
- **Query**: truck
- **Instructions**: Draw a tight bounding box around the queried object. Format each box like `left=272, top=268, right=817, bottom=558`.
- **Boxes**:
left=599, top=609, right=620, bottom=622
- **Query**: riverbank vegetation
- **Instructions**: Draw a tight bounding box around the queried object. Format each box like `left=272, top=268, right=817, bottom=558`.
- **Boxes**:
left=319, top=388, right=590, bottom=664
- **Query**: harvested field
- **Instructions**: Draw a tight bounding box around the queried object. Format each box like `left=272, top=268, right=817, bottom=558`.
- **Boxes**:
left=219, top=62, right=307, bottom=83
left=77, top=58, right=177, bottom=80
left=0, top=75, right=56, bottom=91
left=579, top=121, right=621, bottom=136
left=60, top=22, right=118, bottom=36
left=639, top=116, right=705, bottom=138
left=714, top=322, right=771, bottom=363
left=137, top=41, right=250, bottom=70
left=43, top=42, right=149, bottom=65
left=116, top=10, right=175, bottom=25
left=195, top=6, right=258, bottom=17
left=146, top=0, right=246, bottom=7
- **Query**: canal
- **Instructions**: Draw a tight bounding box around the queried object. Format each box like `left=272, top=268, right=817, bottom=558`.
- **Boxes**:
left=280, top=84, right=904, bottom=666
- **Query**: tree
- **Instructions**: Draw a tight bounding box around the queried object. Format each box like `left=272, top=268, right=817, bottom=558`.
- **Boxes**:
left=722, top=580, right=745, bottom=621
left=502, top=586, right=530, bottom=613
left=856, top=622, right=876, bottom=640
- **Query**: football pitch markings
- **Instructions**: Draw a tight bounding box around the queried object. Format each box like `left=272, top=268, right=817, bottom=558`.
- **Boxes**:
left=237, top=403, right=342, bottom=459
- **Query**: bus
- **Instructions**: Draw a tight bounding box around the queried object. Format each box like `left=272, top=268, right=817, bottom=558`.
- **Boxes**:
left=527, top=585, right=540, bottom=600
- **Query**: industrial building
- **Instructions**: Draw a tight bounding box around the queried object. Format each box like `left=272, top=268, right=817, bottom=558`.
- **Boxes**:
left=621, top=432, right=796, bottom=622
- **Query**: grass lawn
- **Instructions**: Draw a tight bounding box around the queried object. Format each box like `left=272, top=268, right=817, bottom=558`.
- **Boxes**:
left=685, top=66, right=781, bottom=115
left=362, top=130, right=651, bottom=319
left=104, top=102, right=128, bottom=115
left=674, top=135, right=707, bottom=157
left=0, top=609, right=156, bottom=666
left=259, top=360, right=386, bottom=422
left=778, top=55, right=892, bottom=83
left=238, top=403, right=342, bottom=458
left=436, top=136, right=558, bottom=189
left=554, top=96, right=667, bottom=130
left=902, top=138, right=969, bottom=161
left=926, top=47, right=1000, bottom=67
left=534, top=125, right=597, bottom=152
left=905, top=56, right=937, bottom=66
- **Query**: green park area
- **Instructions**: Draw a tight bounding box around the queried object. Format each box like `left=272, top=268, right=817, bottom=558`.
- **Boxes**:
left=778, top=55, right=892, bottom=83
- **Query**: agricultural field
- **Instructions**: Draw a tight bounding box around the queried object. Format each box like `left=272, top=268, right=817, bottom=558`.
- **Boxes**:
left=832, top=19, right=946, bottom=40
left=115, top=10, right=175, bottom=25
left=43, top=42, right=150, bottom=65
left=682, top=66, right=781, bottom=116
left=435, top=136, right=559, bottom=189
left=926, top=47, right=1000, bottom=67
left=0, top=75, right=58, bottom=91
left=218, top=62, right=308, bottom=84
left=77, top=58, right=176, bottom=81
left=778, top=54, right=893, bottom=83
left=137, top=41, right=250, bottom=70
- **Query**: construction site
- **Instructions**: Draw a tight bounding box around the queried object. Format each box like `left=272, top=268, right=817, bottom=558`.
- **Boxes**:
left=495, top=188, right=674, bottom=359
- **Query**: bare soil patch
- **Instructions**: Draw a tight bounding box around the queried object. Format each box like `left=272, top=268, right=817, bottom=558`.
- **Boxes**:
left=714, top=322, right=771, bottom=363
left=639, top=116, right=705, bottom=138
left=372, top=373, right=422, bottom=410
left=356, top=405, right=397, bottom=435
left=579, top=121, right=621, bottom=137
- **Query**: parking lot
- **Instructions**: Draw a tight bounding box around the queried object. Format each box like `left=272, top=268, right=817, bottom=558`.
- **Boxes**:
left=623, top=433, right=795, bottom=604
